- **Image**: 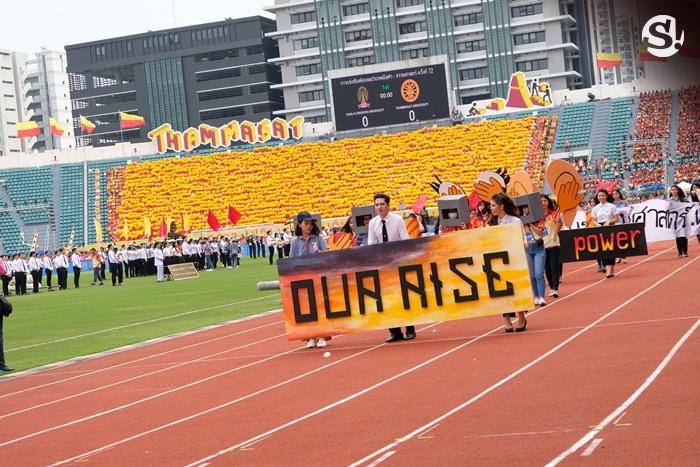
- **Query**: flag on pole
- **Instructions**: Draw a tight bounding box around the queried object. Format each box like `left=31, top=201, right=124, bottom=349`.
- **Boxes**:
left=95, top=218, right=103, bottom=244
left=596, top=52, right=623, bottom=68
left=159, top=216, right=168, bottom=237
left=49, top=117, right=67, bottom=136
left=121, top=220, right=129, bottom=240
left=17, top=121, right=40, bottom=138
left=207, top=209, right=221, bottom=231
left=144, top=217, right=152, bottom=239
left=119, top=112, right=146, bottom=129
left=182, top=212, right=190, bottom=233
left=80, top=115, right=96, bottom=134
left=411, top=195, right=428, bottom=214
left=228, top=205, right=241, bottom=225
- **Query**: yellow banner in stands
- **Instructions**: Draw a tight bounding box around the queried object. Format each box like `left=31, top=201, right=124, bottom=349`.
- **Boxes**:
left=148, top=116, right=304, bottom=154
left=277, top=224, right=533, bottom=340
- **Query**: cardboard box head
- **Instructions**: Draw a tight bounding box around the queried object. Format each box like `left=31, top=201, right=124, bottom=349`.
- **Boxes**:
left=438, top=195, right=470, bottom=227
left=513, top=192, right=545, bottom=224
left=351, top=205, right=376, bottom=234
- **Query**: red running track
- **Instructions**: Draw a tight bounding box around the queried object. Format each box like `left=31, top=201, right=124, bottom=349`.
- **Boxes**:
left=0, top=240, right=698, bottom=466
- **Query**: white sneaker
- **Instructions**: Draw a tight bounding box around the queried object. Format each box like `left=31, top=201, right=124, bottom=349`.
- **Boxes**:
left=548, top=290, right=555, bottom=297
left=539, top=297, right=547, bottom=306
left=552, top=290, right=559, bottom=298
left=534, top=297, right=541, bottom=306
left=306, top=339, right=316, bottom=349
left=316, top=337, right=327, bottom=348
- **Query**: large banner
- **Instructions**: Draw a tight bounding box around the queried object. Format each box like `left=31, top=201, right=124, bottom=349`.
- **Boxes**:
left=277, top=224, right=533, bottom=341
left=559, top=223, right=648, bottom=262
left=568, top=200, right=700, bottom=242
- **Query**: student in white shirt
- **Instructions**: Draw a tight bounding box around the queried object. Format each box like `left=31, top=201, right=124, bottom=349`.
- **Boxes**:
left=71, top=248, right=82, bottom=288
left=1, top=255, right=14, bottom=296
left=55, top=249, right=69, bottom=290
left=27, top=251, right=42, bottom=294
left=12, top=254, right=28, bottom=295
left=154, top=242, right=165, bottom=282
left=590, top=189, right=620, bottom=277
left=108, top=246, right=119, bottom=286
left=490, top=193, right=528, bottom=333
left=367, top=193, right=413, bottom=342
left=42, top=252, right=54, bottom=291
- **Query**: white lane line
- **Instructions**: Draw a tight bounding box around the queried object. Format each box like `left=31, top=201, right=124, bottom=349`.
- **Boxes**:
left=0, top=317, right=283, bottom=399
left=415, top=423, right=440, bottom=438
left=481, top=428, right=575, bottom=438
left=366, top=451, right=395, bottom=467
left=349, top=248, right=688, bottom=467
left=546, top=315, right=700, bottom=466
left=53, top=249, right=671, bottom=466
left=0, top=332, right=287, bottom=420
left=580, top=438, right=603, bottom=457
left=6, top=294, right=279, bottom=352
left=0, top=343, right=305, bottom=449
left=612, top=411, right=627, bottom=425
left=239, top=434, right=272, bottom=450
left=49, top=324, right=438, bottom=466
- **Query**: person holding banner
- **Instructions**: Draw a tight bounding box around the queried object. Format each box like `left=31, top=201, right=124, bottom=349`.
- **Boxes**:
left=612, top=189, right=630, bottom=264
left=542, top=195, right=563, bottom=298
left=367, top=193, right=415, bottom=342
left=490, top=193, right=528, bottom=332
left=667, top=185, right=689, bottom=257
left=691, top=183, right=700, bottom=247
left=289, top=211, right=330, bottom=348
left=591, top=189, right=620, bottom=277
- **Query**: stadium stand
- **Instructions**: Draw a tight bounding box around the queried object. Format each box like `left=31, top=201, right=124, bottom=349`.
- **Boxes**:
left=59, top=164, right=84, bottom=245
left=553, top=102, right=594, bottom=149
left=0, top=167, right=52, bottom=224
left=629, top=90, right=672, bottom=190
left=113, top=119, right=536, bottom=234
left=675, top=85, right=700, bottom=181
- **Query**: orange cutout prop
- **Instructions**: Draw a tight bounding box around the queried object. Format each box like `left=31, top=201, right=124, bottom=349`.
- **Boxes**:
left=507, top=171, right=536, bottom=197
left=545, top=160, right=584, bottom=228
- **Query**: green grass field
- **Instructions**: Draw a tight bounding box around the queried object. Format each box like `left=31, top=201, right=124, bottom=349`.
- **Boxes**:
left=2, top=259, right=281, bottom=373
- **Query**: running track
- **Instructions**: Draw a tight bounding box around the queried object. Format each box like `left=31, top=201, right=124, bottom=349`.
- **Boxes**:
left=0, top=240, right=698, bottom=466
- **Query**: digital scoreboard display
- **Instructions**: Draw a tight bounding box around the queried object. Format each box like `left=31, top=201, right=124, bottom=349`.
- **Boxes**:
left=331, top=64, right=450, bottom=131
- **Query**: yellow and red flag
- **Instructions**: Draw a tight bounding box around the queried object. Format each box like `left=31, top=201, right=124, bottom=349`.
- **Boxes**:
left=50, top=117, right=67, bottom=136
left=596, top=52, right=623, bottom=68
left=17, top=121, right=40, bottom=138
left=80, top=115, right=96, bottom=134
left=119, top=112, right=146, bottom=129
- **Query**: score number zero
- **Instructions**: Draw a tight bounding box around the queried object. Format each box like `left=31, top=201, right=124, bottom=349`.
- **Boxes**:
left=361, top=109, right=416, bottom=127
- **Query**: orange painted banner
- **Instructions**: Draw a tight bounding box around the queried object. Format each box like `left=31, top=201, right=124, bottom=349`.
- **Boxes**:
left=277, top=224, right=533, bottom=340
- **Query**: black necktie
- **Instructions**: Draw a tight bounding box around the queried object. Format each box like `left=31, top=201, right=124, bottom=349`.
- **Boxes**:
left=381, top=220, right=389, bottom=243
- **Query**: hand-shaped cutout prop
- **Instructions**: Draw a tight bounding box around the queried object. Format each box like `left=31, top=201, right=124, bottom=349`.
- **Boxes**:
left=545, top=159, right=584, bottom=228
left=474, top=171, right=506, bottom=203
left=507, top=171, right=537, bottom=198
left=429, top=175, right=466, bottom=198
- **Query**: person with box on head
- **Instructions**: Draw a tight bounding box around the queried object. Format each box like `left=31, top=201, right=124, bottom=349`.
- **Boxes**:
left=289, top=211, right=330, bottom=349
left=367, top=193, right=414, bottom=342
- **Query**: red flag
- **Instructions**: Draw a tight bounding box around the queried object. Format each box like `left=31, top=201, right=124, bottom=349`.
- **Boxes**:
left=207, top=209, right=221, bottom=231
left=228, top=205, right=241, bottom=225
left=411, top=194, right=428, bottom=214
left=159, top=216, right=167, bottom=237
left=468, top=190, right=480, bottom=210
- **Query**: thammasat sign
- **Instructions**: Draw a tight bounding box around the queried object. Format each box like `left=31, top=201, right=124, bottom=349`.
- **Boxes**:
left=148, top=116, right=304, bottom=154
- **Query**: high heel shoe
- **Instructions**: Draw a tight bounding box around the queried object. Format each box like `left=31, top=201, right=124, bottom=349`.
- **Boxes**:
left=515, top=319, right=527, bottom=332
left=504, top=327, right=514, bottom=333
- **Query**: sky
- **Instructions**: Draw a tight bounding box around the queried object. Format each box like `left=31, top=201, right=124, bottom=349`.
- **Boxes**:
left=0, top=0, right=275, bottom=54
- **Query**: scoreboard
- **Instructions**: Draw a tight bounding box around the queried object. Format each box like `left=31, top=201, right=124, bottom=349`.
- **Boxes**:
left=331, top=64, right=450, bottom=131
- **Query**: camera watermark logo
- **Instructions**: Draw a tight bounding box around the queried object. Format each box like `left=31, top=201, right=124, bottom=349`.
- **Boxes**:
left=642, top=15, right=684, bottom=58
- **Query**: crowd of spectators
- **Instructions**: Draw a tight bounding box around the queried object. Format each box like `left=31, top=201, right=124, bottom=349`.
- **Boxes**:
left=629, top=90, right=672, bottom=190
left=676, top=85, right=700, bottom=157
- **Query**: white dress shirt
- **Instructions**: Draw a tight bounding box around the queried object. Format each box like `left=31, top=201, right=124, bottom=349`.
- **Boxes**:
left=28, top=257, right=42, bottom=271
left=43, top=256, right=54, bottom=270
left=71, top=253, right=81, bottom=268
left=367, top=213, right=410, bottom=245
left=154, top=249, right=164, bottom=266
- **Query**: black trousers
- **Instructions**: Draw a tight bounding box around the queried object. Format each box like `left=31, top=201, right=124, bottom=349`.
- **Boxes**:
left=2, top=276, right=11, bottom=296
left=31, top=270, right=40, bottom=293
left=73, top=267, right=81, bottom=288
left=250, top=244, right=257, bottom=258
left=389, top=326, right=415, bottom=337
left=45, top=269, right=52, bottom=288
left=260, top=244, right=265, bottom=257
left=0, top=314, right=5, bottom=368
left=676, top=237, right=688, bottom=255
left=110, top=263, right=118, bottom=285
left=284, top=244, right=291, bottom=257
left=14, top=272, right=26, bottom=295
left=58, top=267, right=68, bottom=289
left=268, top=246, right=275, bottom=265
left=276, top=247, right=284, bottom=261
left=544, top=246, right=561, bottom=290
left=101, top=262, right=106, bottom=279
